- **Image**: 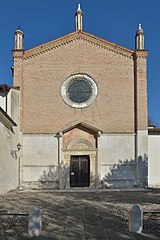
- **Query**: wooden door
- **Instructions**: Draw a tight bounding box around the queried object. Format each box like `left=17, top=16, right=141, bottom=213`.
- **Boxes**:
left=70, top=155, right=90, bottom=187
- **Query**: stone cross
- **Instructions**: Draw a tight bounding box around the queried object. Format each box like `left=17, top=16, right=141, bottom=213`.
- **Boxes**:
left=129, top=204, right=143, bottom=233
left=28, top=206, right=42, bottom=236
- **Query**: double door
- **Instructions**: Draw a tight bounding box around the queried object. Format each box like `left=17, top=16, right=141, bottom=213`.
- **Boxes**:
left=70, top=155, right=90, bottom=187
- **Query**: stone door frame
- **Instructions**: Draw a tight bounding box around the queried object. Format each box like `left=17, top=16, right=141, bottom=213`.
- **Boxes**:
left=62, top=148, right=98, bottom=189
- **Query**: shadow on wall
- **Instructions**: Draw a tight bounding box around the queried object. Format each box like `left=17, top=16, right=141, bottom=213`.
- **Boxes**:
left=39, top=163, right=69, bottom=190
left=39, top=165, right=100, bottom=189
left=102, top=154, right=148, bottom=189
left=90, top=173, right=101, bottom=188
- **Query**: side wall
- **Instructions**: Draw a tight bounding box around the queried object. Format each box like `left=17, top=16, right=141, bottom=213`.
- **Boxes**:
left=0, top=124, right=18, bottom=193
left=0, top=89, right=19, bottom=193
left=99, top=133, right=148, bottom=189
left=148, top=134, right=160, bottom=187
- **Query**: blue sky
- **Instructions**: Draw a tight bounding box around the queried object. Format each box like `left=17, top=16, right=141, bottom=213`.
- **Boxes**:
left=0, top=0, right=160, bottom=126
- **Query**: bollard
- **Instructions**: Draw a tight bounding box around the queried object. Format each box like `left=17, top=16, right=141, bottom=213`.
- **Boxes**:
left=129, top=204, right=143, bottom=233
left=28, top=206, right=42, bottom=236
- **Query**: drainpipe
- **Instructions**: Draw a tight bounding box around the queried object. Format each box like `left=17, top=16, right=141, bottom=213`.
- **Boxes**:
left=16, top=143, right=22, bottom=189
left=97, top=131, right=102, bottom=188
left=133, top=51, right=138, bottom=187
left=56, top=132, right=62, bottom=187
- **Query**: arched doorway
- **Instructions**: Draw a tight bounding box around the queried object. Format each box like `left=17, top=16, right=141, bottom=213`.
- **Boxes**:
left=58, top=121, right=102, bottom=188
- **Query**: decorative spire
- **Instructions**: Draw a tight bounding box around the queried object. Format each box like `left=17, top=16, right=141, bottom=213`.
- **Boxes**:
left=75, top=4, right=83, bottom=31
left=135, top=23, right=144, bottom=50
left=77, top=3, right=82, bottom=13
left=14, top=26, right=24, bottom=50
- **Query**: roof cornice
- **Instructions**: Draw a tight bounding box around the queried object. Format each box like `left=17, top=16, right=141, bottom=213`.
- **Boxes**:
left=12, top=49, right=24, bottom=59
left=13, top=31, right=134, bottom=60
left=56, top=120, right=103, bottom=135
left=148, top=128, right=160, bottom=135
left=79, top=31, right=134, bottom=57
left=133, top=50, right=148, bottom=59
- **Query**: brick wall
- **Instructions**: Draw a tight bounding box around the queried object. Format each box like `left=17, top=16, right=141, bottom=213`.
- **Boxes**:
left=13, top=33, right=147, bottom=134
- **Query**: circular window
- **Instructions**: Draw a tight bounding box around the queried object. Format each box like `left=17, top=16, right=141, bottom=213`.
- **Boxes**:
left=61, top=74, right=98, bottom=108
left=67, top=79, right=92, bottom=103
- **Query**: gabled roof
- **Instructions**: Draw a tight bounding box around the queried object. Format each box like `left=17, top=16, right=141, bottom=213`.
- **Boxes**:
left=16, top=31, right=134, bottom=60
left=56, top=120, right=103, bottom=135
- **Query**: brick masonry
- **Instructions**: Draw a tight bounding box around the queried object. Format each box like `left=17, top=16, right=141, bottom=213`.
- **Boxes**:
left=13, top=32, right=148, bottom=134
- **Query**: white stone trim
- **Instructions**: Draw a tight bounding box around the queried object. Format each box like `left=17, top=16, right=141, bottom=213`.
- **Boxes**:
left=61, top=73, right=98, bottom=108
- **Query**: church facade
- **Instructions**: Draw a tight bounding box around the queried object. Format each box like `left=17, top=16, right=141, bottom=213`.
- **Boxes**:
left=12, top=5, right=149, bottom=190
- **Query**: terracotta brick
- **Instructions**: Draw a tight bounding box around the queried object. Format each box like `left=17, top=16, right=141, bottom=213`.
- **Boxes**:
left=13, top=33, right=148, bottom=134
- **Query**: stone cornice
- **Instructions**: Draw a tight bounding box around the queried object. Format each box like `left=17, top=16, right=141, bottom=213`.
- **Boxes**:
left=12, top=49, right=24, bottom=59
left=80, top=31, right=134, bottom=58
left=16, top=31, right=134, bottom=60
left=133, top=50, right=148, bottom=59
left=58, top=120, right=103, bottom=134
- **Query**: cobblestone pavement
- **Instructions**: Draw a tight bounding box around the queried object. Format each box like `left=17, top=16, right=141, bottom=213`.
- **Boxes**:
left=0, top=189, right=160, bottom=239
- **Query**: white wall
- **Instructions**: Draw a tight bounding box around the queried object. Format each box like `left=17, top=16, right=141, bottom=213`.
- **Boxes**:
left=99, top=132, right=148, bottom=188
left=99, top=134, right=136, bottom=188
left=0, top=89, right=19, bottom=193
left=148, top=134, right=160, bottom=187
left=0, top=92, right=6, bottom=112
left=22, top=134, right=58, bottom=188
left=0, top=124, right=18, bottom=193
left=0, top=90, right=13, bottom=117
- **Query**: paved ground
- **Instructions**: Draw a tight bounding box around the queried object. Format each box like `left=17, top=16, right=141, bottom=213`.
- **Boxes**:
left=0, top=189, right=160, bottom=239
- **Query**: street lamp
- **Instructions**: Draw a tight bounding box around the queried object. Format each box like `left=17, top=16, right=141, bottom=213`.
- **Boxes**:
left=17, top=143, right=21, bottom=151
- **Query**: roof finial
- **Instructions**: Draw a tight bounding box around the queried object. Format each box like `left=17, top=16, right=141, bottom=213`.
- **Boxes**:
left=14, top=27, right=24, bottom=50
left=136, top=23, right=144, bottom=34
left=135, top=23, right=144, bottom=50
left=75, top=3, right=83, bottom=31
left=138, top=23, right=142, bottom=29
left=77, top=3, right=82, bottom=12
